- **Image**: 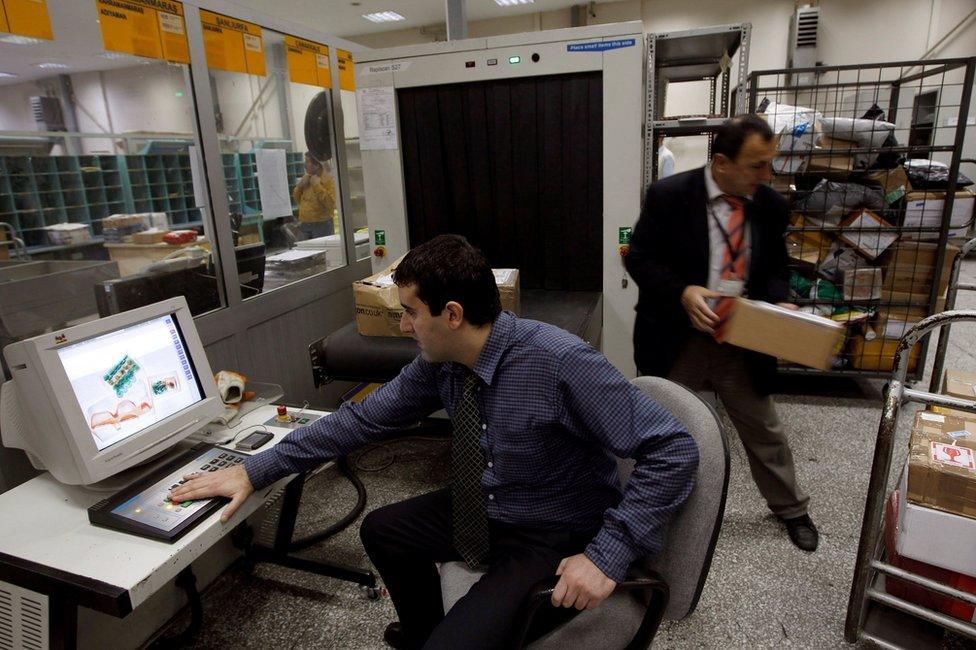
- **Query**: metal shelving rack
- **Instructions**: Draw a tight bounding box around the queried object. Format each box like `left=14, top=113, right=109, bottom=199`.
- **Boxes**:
left=747, top=58, right=976, bottom=381
left=643, top=23, right=751, bottom=190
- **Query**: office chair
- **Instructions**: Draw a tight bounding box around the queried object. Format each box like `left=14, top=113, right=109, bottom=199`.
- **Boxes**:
left=438, top=376, right=730, bottom=648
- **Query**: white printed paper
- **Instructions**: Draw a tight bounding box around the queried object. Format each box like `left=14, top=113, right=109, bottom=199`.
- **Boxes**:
left=255, top=149, right=293, bottom=219
left=188, top=145, right=206, bottom=209
left=356, top=87, right=398, bottom=150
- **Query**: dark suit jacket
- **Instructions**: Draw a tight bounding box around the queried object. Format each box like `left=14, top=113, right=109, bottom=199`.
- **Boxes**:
left=624, top=167, right=791, bottom=394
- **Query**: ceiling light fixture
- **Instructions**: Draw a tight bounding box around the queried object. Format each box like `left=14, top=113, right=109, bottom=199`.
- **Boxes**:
left=35, top=62, right=70, bottom=70
left=0, top=34, right=47, bottom=45
left=495, top=0, right=534, bottom=5
left=363, top=11, right=405, bottom=23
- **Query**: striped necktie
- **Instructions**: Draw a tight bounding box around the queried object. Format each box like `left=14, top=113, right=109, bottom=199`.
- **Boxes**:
left=713, top=195, right=747, bottom=342
left=451, top=371, right=490, bottom=568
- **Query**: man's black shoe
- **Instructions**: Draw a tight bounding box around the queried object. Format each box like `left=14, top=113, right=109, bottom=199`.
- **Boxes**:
left=384, top=622, right=409, bottom=649
left=780, top=514, right=819, bottom=552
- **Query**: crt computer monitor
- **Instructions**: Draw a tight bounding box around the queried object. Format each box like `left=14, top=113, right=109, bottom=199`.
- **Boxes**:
left=0, top=296, right=222, bottom=485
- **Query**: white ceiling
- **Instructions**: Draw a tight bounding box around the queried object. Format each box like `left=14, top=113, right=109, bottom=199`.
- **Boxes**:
left=223, top=0, right=585, bottom=38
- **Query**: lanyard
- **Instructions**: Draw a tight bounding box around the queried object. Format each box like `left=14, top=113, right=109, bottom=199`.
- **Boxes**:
left=708, top=200, right=746, bottom=266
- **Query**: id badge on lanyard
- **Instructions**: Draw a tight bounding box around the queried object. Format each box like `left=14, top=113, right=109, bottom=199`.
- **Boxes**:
left=709, top=203, right=746, bottom=298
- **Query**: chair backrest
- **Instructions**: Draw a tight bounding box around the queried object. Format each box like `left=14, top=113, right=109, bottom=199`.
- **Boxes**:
left=628, top=376, right=729, bottom=621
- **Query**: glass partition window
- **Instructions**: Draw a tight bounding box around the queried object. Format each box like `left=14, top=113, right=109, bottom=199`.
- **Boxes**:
left=207, top=24, right=346, bottom=294
left=338, top=50, right=369, bottom=260
left=0, top=0, right=221, bottom=352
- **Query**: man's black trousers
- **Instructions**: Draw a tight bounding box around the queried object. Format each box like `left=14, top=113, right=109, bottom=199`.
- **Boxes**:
left=359, top=488, right=599, bottom=649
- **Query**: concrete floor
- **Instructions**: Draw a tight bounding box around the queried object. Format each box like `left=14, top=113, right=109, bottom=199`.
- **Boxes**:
left=152, top=259, right=976, bottom=649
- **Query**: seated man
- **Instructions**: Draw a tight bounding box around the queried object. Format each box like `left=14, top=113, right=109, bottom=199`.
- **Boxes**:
left=171, top=234, right=698, bottom=649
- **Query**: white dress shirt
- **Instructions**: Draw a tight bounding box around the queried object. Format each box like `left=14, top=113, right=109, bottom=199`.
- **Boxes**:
left=704, top=165, right=751, bottom=299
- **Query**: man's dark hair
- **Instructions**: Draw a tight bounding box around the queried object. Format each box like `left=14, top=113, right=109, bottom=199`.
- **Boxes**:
left=393, top=234, right=501, bottom=326
left=712, top=114, right=774, bottom=162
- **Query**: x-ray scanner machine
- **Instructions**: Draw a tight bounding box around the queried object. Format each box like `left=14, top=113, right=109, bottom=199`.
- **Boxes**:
left=355, top=22, right=645, bottom=376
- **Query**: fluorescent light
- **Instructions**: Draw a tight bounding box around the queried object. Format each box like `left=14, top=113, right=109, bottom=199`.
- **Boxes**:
left=495, top=0, right=534, bottom=5
left=0, top=71, right=18, bottom=78
left=0, top=34, right=47, bottom=45
left=35, top=62, right=70, bottom=70
left=363, top=11, right=405, bottom=22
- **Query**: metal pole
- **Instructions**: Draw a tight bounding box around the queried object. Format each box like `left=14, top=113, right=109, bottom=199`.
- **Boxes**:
left=446, top=0, right=468, bottom=41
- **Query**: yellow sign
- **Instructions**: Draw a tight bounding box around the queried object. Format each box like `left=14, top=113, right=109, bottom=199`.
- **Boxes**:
left=1, top=0, right=54, bottom=40
left=200, top=10, right=265, bottom=76
left=96, top=0, right=189, bottom=64
left=337, top=49, right=355, bottom=91
left=285, top=35, right=331, bottom=88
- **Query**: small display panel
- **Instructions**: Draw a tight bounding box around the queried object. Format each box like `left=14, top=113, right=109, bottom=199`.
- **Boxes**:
left=57, top=314, right=205, bottom=451
left=109, top=447, right=241, bottom=532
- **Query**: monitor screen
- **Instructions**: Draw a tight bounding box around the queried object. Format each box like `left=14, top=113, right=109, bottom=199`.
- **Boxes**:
left=56, top=314, right=206, bottom=451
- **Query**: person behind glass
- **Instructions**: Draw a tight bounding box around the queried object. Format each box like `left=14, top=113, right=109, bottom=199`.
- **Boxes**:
left=169, top=234, right=698, bottom=649
left=293, top=152, right=336, bottom=240
left=657, top=135, right=676, bottom=179
left=625, top=114, right=819, bottom=553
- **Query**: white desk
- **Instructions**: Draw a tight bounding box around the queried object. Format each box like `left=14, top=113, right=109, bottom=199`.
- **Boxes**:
left=0, top=404, right=323, bottom=648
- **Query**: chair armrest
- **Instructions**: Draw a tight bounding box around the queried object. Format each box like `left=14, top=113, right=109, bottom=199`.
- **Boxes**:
left=512, top=571, right=670, bottom=649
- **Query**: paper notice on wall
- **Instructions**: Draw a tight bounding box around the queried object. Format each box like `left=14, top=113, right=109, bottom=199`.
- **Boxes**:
left=1, top=0, right=54, bottom=40
left=95, top=0, right=189, bottom=64
left=356, top=87, right=397, bottom=150
left=200, top=10, right=266, bottom=76
left=285, top=35, right=331, bottom=88
left=254, top=149, right=293, bottom=219
left=337, top=49, right=355, bottom=91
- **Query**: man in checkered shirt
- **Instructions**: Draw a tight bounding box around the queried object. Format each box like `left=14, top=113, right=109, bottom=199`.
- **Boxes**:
left=171, top=234, right=698, bottom=649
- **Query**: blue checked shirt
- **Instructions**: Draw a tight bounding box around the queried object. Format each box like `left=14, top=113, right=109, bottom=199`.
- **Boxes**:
left=245, top=312, right=698, bottom=582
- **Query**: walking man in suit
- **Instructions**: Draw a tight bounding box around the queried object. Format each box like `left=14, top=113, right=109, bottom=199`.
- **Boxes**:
left=625, top=114, right=819, bottom=552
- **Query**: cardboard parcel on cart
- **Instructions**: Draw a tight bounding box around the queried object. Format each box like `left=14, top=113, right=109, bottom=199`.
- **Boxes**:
left=354, top=256, right=521, bottom=337
left=907, top=411, right=976, bottom=520
left=722, top=298, right=845, bottom=371
left=931, top=369, right=976, bottom=421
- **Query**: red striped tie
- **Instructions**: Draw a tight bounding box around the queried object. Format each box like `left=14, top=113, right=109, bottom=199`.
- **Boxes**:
left=713, top=195, right=746, bottom=342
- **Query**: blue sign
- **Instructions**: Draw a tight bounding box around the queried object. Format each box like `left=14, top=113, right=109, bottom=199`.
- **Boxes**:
left=567, top=38, right=636, bottom=53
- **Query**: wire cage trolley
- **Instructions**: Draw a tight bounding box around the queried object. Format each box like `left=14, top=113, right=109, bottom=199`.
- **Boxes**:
left=846, top=311, right=976, bottom=648
left=747, top=57, right=976, bottom=381
left=930, top=236, right=976, bottom=393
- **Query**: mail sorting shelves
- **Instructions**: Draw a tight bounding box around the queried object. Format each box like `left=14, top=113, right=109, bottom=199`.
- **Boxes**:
left=748, top=57, right=976, bottom=381
left=223, top=151, right=306, bottom=217
left=0, top=154, right=203, bottom=249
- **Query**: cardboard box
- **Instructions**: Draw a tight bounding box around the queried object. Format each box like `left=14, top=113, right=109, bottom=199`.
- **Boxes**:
left=902, top=190, right=975, bottom=237
left=805, top=150, right=854, bottom=174
left=887, top=486, right=976, bottom=617
left=906, top=411, right=976, bottom=520
left=354, top=259, right=521, bottom=337
left=931, top=369, right=976, bottom=421
left=722, top=298, right=845, bottom=370
left=863, top=167, right=912, bottom=204
left=493, top=269, right=520, bottom=314
left=881, top=242, right=958, bottom=296
left=0, top=228, right=8, bottom=260
left=841, top=266, right=883, bottom=301
left=848, top=335, right=920, bottom=372
left=838, top=209, right=898, bottom=260
left=786, top=215, right=832, bottom=267
left=876, top=304, right=927, bottom=340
